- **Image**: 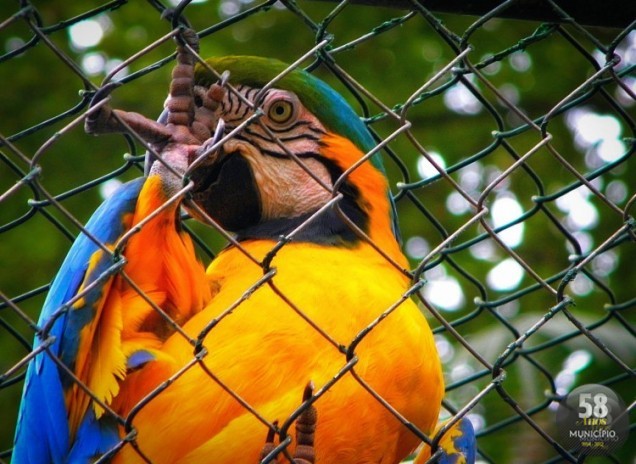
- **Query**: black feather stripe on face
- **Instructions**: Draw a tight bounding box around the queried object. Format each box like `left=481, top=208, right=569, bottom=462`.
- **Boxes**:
left=186, top=82, right=370, bottom=244
left=232, top=153, right=369, bottom=245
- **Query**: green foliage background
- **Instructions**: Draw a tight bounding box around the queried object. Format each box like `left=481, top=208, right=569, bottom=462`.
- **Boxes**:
left=0, top=1, right=634, bottom=462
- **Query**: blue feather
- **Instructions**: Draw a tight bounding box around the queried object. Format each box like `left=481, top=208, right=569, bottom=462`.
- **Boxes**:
left=439, top=417, right=476, bottom=464
left=126, top=350, right=156, bottom=370
left=13, top=178, right=144, bottom=464
left=67, top=410, right=120, bottom=462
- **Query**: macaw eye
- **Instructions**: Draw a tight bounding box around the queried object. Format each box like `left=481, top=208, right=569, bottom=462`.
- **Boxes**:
left=267, top=99, right=295, bottom=125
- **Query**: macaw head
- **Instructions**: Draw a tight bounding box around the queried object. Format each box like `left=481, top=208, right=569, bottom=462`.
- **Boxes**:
left=186, top=56, right=400, bottom=256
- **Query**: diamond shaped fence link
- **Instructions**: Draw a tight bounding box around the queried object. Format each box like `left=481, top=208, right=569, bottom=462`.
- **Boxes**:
left=0, top=1, right=634, bottom=463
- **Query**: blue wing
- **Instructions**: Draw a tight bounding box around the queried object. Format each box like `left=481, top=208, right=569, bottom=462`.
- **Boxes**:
left=435, top=416, right=476, bottom=464
left=415, top=416, right=476, bottom=464
left=442, top=416, right=476, bottom=464
left=12, top=178, right=144, bottom=464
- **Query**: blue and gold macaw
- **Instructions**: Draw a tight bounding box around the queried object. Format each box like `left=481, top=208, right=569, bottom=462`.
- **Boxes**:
left=13, top=30, right=475, bottom=463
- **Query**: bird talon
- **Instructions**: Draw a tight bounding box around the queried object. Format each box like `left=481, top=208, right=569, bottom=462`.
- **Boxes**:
left=84, top=82, right=122, bottom=135
left=85, top=25, right=219, bottom=175
left=84, top=79, right=173, bottom=143
left=260, top=421, right=279, bottom=461
left=293, top=382, right=317, bottom=464
left=257, top=384, right=317, bottom=464
left=89, top=82, right=122, bottom=108
left=176, top=27, right=199, bottom=52
left=165, top=28, right=200, bottom=129
left=190, top=119, right=225, bottom=166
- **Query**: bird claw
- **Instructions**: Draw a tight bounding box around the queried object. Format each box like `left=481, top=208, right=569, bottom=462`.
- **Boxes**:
left=175, top=26, right=199, bottom=51
left=84, top=28, right=223, bottom=157
left=87, top=81, right=121, bottom=109
left=84, top=77, right=174, bottom=144
left=84, top=82, right=124, bottom=135
left=260, top=421, right=279, bottom=461
left=292, top=383, right=317, bottom=464
left=259, top=382, right=317, bottom=464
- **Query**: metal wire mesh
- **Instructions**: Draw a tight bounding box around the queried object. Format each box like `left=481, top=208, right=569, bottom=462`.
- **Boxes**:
left=1, top=1, right=634, bottom=463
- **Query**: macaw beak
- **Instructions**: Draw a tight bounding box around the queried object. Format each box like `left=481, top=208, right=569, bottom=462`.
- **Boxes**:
left=187, top=146, right=262, bottom=231
left=142, top=91, right=263, bottom=233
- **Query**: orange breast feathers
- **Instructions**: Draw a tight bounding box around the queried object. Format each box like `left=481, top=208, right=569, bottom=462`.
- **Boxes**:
left=319, top=132, right=406, bottom=266
left=67, top=175, right=211, bottom=436
left=112, top=239, right=444, bottom=464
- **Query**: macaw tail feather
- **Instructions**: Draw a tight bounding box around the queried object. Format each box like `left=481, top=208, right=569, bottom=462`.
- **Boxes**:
left=415, top=416, right=476, bottom=464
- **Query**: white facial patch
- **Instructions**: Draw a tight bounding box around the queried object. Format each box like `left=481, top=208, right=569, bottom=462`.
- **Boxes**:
left=221, top=139, right=334, bottom=220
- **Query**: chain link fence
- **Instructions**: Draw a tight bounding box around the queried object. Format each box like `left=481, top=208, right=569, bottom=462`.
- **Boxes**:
left=1, top=1, right=634, bottom=462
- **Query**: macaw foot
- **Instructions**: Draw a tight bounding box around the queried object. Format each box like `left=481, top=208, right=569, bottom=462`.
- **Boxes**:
left=291, top=383, right=317, bottom=464
left=260, top=383, right=317, bottom=464
left=414, top=416, right=476, bottom=464
left=85, top=82, right=173, bottom=143
left=84, top=28, right=227, bottom=186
